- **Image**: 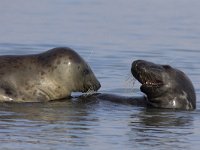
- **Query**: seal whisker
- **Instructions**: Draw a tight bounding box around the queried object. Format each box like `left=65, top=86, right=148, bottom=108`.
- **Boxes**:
left=123, top=72, right=136, bottom=93
left=85, top=87, right=96, bottom=96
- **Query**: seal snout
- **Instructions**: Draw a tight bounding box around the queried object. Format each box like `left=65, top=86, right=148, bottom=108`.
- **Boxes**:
left=131, top=60, right=148, bottom=74
left=131, top=60, right=148, bottom=82
left=83, top=78, right=101, bottom=93
left=96, top=81, right=101, bottom=90
left=91, top=80, right=101, bottom=92
left=131, top=60, right=142, bottom=72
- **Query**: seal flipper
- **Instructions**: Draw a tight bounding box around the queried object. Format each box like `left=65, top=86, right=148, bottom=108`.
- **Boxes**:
left=96, top=93, right=148, bottom=106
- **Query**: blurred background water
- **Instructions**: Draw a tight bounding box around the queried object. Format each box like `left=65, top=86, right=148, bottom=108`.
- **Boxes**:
left=0, top=0, right=200, bottom=149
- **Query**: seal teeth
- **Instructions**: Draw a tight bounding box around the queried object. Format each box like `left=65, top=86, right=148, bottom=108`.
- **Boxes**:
left=144, top=81, right=155, bottom=85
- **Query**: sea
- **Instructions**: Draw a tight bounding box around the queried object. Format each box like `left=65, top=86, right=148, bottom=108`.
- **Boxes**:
left=0, top=0, right=200, bottom=149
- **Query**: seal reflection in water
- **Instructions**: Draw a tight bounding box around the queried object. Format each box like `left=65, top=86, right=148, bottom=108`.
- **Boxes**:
left=0, top=47, right=101, bottom=102
left=96, top=60, right=196, bottom=110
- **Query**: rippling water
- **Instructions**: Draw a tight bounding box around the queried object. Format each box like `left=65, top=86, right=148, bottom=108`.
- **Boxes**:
left=0, top=0, right=200, bottom=149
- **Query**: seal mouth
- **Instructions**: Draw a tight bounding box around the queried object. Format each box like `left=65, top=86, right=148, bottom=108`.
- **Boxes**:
left=141, top=79, right=163, bottom=89
left=134, top=70, right=163, bottom=87
left=83, top=82, right=101, bottom=93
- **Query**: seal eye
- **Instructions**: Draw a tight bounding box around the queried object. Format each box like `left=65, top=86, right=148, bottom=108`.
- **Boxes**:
left=83, top=69, right=90, bottom=75
left=163, top=65, right=171, bottom=70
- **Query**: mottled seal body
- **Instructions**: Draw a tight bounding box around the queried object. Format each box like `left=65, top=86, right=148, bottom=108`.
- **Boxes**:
left=0, top=47, right=101, bottom=102
left=131, top=60, right=196, bottom=110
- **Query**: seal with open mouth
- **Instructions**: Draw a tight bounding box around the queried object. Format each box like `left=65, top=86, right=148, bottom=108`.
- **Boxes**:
left=94, top=60, right=196, bottom=110
left=131, top=60, right=196, bottom=110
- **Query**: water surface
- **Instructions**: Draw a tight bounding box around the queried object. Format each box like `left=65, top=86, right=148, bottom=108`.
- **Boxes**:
left=0, top=0, right=200, bottom=149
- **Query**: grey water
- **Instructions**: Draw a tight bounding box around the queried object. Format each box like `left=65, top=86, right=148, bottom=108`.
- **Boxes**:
left=0, top=0, right=200, bottom=149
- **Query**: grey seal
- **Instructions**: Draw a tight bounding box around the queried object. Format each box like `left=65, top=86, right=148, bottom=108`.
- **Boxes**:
left=131, top=60, right=196, bottom=110
left=94, top=60, right=196, bottom=110
left=0, top=47, right=101, bottom=102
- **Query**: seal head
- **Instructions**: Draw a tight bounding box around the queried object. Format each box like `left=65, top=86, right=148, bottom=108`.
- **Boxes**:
left=38, top=48, right=101, bottom=93
left=131, top=60, right=196, bottom=110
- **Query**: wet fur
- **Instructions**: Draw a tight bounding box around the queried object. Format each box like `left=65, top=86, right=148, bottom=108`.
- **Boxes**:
left=0, top=47, right=100, bottom=102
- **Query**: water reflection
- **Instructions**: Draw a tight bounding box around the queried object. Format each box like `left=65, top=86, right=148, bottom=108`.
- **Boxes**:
left=128, top=109, right=194, bottom=149
left=0, top=96, right=96, bottom=117
left=0, top=99, right=100, bottom=148
left=0, top=92, right=198, bottom=149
